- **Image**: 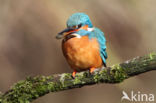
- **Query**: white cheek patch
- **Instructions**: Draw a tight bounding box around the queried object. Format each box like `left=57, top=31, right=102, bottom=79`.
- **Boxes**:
left=87, top=28, right=94, bottom=32
left=71, top=34, right=81, bottom=38
left=70, top=27, right=94, bottom=39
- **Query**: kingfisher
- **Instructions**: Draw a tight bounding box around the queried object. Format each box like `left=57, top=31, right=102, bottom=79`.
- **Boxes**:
left=56, top=13, right=107, bottom=77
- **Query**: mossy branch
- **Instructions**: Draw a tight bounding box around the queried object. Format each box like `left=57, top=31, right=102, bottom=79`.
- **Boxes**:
left=0, top=53, right=156, bottom=103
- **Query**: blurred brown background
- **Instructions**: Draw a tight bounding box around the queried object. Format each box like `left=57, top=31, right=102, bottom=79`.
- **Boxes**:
left=0, top=0, right=156, bottom=103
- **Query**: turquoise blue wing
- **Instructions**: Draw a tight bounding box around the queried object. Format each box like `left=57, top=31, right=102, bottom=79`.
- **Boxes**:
left=90, top=28, right=107, bottom=65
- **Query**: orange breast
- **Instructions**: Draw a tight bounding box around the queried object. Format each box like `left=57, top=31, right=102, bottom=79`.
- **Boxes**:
left=62, top=35, right=103, bottom=71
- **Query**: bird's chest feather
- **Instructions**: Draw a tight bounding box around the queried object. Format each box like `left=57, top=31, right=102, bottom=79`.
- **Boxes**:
left=62, top=35, right=102, bottom=70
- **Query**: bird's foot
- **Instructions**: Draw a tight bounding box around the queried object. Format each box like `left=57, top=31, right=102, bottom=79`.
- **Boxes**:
left=89, top=67, right=95, bottom=74
left=72, top=70, right=77, bottom=78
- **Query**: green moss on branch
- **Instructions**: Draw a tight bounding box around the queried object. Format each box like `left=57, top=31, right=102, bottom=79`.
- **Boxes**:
left=0, top=52, right=156, bottom=103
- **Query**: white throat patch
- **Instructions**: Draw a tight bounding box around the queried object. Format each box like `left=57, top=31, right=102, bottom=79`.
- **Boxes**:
left=71, top=34, right=81, bottom=38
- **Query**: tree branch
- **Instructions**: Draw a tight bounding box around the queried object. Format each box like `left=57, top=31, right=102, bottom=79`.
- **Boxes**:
left=0, top=52, right=156, bottom=103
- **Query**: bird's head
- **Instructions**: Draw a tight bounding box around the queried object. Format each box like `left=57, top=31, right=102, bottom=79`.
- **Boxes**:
left=56, top=13, right=93, bottom=39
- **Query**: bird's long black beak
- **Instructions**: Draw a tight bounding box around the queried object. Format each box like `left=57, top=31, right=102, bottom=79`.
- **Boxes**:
left=56, top=28, right=75, bottom=39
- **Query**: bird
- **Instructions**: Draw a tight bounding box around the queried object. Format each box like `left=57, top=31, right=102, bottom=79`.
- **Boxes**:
left=56, top=13, right=107, bottom=77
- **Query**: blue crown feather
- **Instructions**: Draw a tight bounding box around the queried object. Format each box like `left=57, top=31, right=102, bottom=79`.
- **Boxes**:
left=67, top=13, right=93, bottom=28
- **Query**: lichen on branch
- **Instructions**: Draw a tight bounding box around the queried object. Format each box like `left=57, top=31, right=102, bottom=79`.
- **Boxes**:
left=0, top=52, right=156, bottom=103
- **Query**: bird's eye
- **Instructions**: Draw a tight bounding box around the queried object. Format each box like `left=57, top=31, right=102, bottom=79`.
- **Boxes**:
left=72, top=24, right=82, bottom=29
left=78, top=24, right=82, bottom=28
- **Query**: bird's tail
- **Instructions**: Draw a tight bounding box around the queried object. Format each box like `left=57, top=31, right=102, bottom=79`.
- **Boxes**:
left=103, top=63, right=107, bottom=67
